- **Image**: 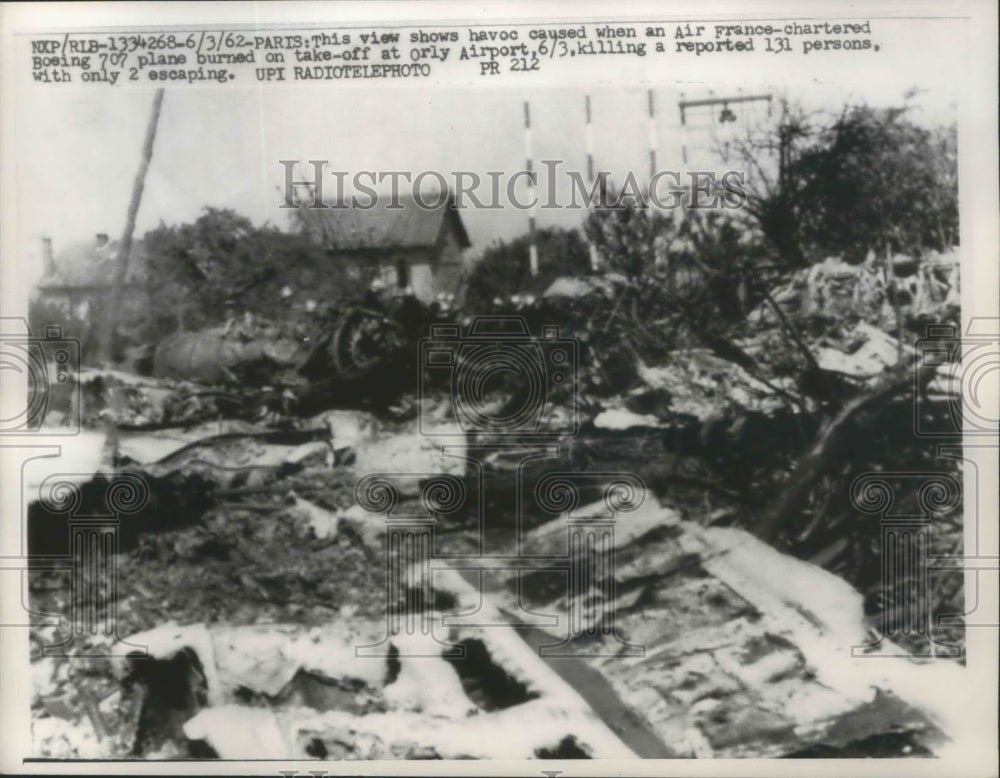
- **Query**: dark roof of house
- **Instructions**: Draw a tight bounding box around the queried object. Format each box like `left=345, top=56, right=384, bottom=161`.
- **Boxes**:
left=293, top=192, right=471, bottom=253
left=37, top=238, right=148, bottom=290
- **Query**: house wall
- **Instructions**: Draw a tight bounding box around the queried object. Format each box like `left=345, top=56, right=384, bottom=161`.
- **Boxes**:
left=408, top=260, right=435, bottom=302
left=362, top=248, right=436, bottom=303
left=363, top=246, right=457, bottom=304
left=430, top=229, right=467, bottom=300
left=328, top=217, right=470, bottom=305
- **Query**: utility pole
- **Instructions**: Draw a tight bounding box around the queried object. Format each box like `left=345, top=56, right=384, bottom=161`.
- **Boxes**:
left=585, top=94, right=600, bottom=272
left=98, top=88, right=164, bottom=366
left=523, top=99, right=538, bottom=277
left=647, top=89, right=658, bottom=181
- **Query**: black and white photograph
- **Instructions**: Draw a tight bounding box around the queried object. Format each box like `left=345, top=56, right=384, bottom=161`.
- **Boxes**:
left=0, top=1, right=997, bottom=773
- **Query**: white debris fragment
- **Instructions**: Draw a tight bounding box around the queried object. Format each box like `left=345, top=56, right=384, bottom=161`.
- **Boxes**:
left=184, top=705, right=287, bottom=758
left=23, top=432, right=109, bottom=496
left=383, top=631, right=477, bottom=718
left=815, top=322, right=909, bottom=377
left=290, top=494, right=340, bottom=540
left=316, top=409, right=373, bottom=453
left=683, top=724, right=715, bottom=758
left=594, top=407, right=661, bottom=430
left=284, top=440, right=332, bottom=467
left=111, top=621, right=224, bottom=705
left=339, top=502, right=386, bottom=547
left=353, top=423, right=467, bottom=495
left=31, top=715, right=107, bottom=760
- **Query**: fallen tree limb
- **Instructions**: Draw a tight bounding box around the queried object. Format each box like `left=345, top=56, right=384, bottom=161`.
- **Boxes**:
left=636, top=463, right=758, bottom=506
left=756, top=360, right=936, bottom=543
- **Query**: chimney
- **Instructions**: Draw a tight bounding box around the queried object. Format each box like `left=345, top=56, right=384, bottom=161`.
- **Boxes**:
left=41, top=236, right=55, bottom=277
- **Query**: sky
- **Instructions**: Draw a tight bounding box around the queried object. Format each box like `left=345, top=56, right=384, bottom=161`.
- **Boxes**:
left=14, top=73, right=958, bottom=285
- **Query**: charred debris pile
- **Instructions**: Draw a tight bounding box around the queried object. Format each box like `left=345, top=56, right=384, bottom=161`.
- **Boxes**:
left=25, top=96, right=968, bottom=760
left=28, top=243, right=966, bottom=758
left=56, top=246, right=964, bottom=608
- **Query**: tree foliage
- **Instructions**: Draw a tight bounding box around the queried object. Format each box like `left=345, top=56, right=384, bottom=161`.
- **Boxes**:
left=463, top=226, right=592, bottom=309
left=723, top=98, right=958, bottom=266
left=794, top=106, right=958, bottom=261
left=141, top=208, right=369, bottom=335
left=583, top=200, right=772, bottom=332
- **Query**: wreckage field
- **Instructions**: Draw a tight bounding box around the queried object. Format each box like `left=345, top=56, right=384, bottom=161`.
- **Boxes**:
left=25, top=242, right=969, bottom=759
left=20, top=89, right=973, bottom=761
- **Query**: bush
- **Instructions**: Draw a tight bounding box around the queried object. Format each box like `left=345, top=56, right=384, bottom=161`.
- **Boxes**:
left=463, top=227, right=592, bottom=311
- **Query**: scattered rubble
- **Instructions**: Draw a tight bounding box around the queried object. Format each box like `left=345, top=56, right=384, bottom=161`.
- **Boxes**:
left=453, top=497, right=956, bottom=758
left=24, top=247, right=968, bottom=761
left=814, top=322, right=910, bottom=378
left=109, top=616, right=634, bottom=759
left=66, top=492, right=959, bottom=760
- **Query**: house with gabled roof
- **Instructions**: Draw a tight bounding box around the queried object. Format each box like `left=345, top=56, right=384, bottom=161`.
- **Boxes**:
left=292, top=191, right=472, bottom=304
left=34, top=233, right=149, bottom=322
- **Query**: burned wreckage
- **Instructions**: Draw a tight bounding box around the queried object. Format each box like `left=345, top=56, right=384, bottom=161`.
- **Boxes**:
left=25, top=242, right=970, bottom=760
left=132, top=290, right=441, bottom=421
